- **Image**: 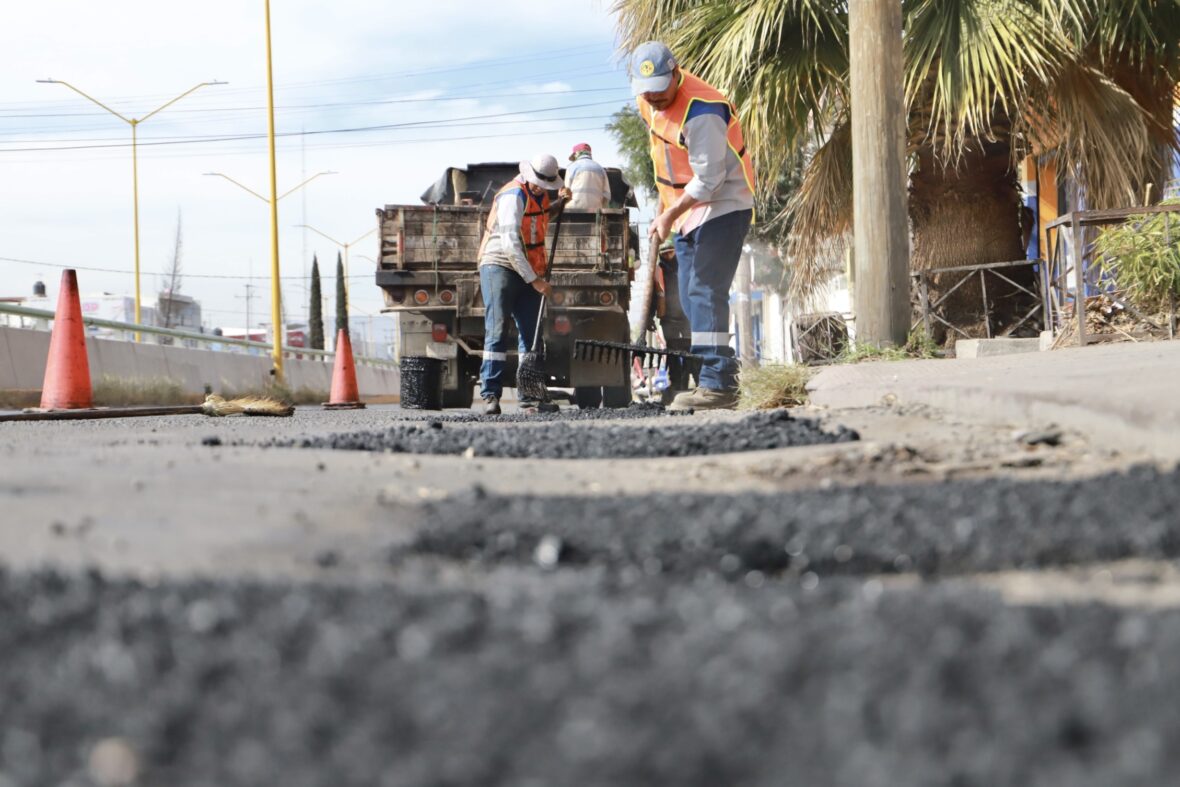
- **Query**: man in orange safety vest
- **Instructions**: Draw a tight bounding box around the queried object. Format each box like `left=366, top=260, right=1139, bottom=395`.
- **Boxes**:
left=632, top=40, right=755, bottom=411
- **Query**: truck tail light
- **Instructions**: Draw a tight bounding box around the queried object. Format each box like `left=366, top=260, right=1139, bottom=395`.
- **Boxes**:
left=553, top=315, right=572, bottom=335
left=413, top=289, right=430, bottom=305
left=431, top=323, right=448, bottom=342
left=389, top=289, right=406, bottom=304
left=599, top=291, right=615, bottom=306
left=438, top=289, right=455, bottom=305
left=551, top=290, right=566, bottom=306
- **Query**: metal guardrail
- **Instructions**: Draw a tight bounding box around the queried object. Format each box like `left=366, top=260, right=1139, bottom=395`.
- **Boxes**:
left=0, top=302, right=398, bottom=368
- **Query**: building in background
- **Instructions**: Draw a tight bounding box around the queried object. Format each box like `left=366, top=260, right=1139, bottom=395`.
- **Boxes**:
left=0, top=279, right=52, bottom=329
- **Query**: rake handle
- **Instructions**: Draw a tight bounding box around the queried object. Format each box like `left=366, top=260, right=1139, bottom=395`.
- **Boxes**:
left=529, top=200, right=566, bottom=353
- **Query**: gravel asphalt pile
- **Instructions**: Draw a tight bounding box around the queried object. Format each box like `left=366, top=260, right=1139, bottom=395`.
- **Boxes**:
left=274, top=409, right=858, bottom=459
left=2, top=568, right=1179, bottom=787
left=395, top=464, right=1180, bottom=579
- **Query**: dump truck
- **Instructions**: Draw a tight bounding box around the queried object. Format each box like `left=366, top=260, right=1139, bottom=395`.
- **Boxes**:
left=375, top=162, right=639, bottom=408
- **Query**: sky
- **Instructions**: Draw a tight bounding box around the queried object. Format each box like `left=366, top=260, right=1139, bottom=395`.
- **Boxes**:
left=0, top=0, right=641, bottom=331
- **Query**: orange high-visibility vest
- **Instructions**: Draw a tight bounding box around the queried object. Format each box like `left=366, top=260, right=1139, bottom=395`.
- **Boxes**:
left=637, top=70, right=756, bottom=229
left=480, top=178, right=551, bottom=277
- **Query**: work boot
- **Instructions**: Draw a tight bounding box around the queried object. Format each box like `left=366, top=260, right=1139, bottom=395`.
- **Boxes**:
left=483, top=396, right=501, bottom=415
left=668, top=387, right=739, bottom=412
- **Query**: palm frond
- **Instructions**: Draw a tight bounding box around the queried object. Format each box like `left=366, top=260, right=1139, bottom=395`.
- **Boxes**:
left=1022, top=61, right=1155, bottom=208
left=612, top=0, right=848, bottom=186
left=785, top=120, right=853, bottom=304
left=903, top=0, right=1080, bottom=158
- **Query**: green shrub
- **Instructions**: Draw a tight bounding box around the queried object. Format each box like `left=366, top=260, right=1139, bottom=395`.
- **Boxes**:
left=1092, top=203, right=1180, bottom=312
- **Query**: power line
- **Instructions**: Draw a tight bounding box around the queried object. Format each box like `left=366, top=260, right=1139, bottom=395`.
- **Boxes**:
left=0, top=85, right=629, bottom=123
left=0, top=112, right=617, bottom=145
left=0, top=100, right=623, bottom=153
left=2, top=123, right=614, bottom=164
left=0, top=43, right=615, bottom=112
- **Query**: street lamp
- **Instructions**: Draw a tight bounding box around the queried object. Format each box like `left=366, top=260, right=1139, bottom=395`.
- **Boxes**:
left=203, top=170, right=336, bottom=203
left=263, top=0, right=283, bottom=379
left=37, top=78, right=225, bottom=340
left=295, top=224, right=378, bottom=299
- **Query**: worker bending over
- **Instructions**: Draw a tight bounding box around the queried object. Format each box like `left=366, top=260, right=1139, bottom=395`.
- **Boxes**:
left=632, top=41, right=755, bottom=411
left=478, top=153, right=566, bottom=415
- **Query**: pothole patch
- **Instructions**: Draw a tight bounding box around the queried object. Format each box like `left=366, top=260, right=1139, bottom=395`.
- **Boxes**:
left=269, top=409, right=858, bottom=459
left=390, top=464, right=1180, bottom=579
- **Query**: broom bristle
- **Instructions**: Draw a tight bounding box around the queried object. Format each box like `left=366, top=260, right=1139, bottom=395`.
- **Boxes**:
left=201, top=394, right=295, bottom=417
left=515, top=352, right=551, bottom=403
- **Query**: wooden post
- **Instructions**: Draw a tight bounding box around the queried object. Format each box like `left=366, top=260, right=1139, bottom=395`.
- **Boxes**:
left=735, top=248, right=758, bottom=368
left=849, top=0, right=909, bottom=347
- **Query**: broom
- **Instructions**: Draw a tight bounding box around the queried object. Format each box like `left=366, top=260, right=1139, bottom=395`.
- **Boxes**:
left=0, top=394, right=294, bottom=422
left=515, top=203, right=566, bottom=403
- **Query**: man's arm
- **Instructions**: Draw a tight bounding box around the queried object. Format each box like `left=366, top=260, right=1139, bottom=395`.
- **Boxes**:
left=494, top=192, right=536, bottom=283
left=548, top=193, right=568, bottom=219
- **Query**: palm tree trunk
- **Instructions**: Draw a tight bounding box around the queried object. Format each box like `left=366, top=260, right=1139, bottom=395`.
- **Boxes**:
left=909, top=137, right=1032, bottom=341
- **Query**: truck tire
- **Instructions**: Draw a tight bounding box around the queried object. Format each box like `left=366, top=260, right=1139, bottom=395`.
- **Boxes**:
left=443, top=380, right=476, bottom=410
left=574, top=386, right=603, bottom=409
left=602, top=385, right=632, bottom=409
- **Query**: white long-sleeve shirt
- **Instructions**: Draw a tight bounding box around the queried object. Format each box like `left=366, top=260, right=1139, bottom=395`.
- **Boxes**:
left=565, top=156, right=610, bottom=210
left=479, top=176, right=540, bottom=282
left=678, top=104, right=754, bottom=235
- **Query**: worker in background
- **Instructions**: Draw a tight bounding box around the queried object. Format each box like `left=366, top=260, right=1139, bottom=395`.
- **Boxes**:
left=477, top=153, right=566, bottom=415
left=561, top=142, right=610, bottom=211
left=654, top=238, right=693, bottom=397
left=631, top=40, right=755, bottom=411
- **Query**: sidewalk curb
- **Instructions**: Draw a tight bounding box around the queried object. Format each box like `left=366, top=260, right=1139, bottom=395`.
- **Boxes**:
left=808, top=348, right=1180, bottom=461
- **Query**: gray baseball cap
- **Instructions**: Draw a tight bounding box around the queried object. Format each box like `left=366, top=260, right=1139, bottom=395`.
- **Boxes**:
left=630, top=41, right=677, bottom=96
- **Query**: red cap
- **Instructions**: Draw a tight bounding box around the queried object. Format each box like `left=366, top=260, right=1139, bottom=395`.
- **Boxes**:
left=569, top=142, right=592, bottom=161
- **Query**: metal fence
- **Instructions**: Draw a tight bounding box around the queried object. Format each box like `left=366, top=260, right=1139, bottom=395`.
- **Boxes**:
left=910, top=259, right=1047, bottom=341
left=0, top=302, right=398, bottom=368
left=1044, top=206, right=1180, bottom=346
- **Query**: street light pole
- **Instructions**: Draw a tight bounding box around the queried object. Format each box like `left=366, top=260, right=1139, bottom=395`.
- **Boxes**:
left=204, top=171, right=336, bottom=204
left=295, top=225, right=378, bottom=300
left=204, top=170, right=336, bottom=344
left=264, top=0, right=283, bottom=379
left=37, top=78, right=225, bottom=340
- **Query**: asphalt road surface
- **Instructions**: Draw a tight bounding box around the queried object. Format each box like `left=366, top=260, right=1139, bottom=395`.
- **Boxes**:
left=1, top=402, right=1177, bottom=786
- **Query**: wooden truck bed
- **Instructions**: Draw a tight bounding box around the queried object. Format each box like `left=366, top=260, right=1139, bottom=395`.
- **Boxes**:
left=377, top=204, right=631, bottom=272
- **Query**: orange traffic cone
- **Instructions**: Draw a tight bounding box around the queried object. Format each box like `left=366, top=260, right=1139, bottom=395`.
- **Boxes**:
left=39, top=269, right=93, bottom=410
left=323, top=328, right=365, bottom=410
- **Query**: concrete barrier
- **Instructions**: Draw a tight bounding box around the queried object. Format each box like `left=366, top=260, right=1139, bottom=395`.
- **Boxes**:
left=0, top=325, right=399, bottom=401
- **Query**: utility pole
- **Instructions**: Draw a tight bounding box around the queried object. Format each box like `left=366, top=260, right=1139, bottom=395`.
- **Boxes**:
left=236, top=283, right=258, bottom=341
left=735, top=247, right=758, bottom=368
left=849, top=0, right=909, bottom=347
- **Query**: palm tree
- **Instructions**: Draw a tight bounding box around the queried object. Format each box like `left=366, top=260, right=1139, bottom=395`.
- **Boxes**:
left=614, top=0, right=1180, bottom=330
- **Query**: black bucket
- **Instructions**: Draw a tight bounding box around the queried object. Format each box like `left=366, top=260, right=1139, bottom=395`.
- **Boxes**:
left=399, top=356, right=443, bottom=410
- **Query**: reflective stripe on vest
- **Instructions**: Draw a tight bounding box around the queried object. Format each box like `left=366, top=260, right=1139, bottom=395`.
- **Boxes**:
left=637, top=70, right=756, bottom=227
left=479, top=178, right=551, bottom=276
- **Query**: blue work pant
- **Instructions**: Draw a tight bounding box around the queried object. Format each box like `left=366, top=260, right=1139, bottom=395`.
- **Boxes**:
left=674, top=209, right=752, bottom=391
left=479, top=264, right=542, bottom=400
